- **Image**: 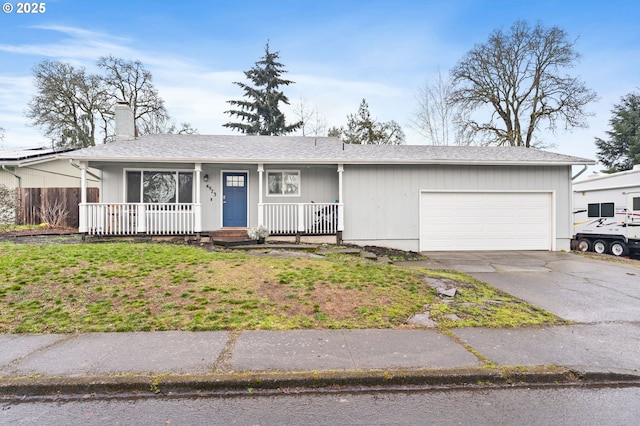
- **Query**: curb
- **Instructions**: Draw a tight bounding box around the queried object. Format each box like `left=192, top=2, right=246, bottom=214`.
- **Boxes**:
left=2, top=367, right=639, bottom=398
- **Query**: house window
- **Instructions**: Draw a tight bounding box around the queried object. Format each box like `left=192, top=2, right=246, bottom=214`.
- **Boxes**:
left=126, top=170, right=193, bottom=203
left=267, top=171, right=300, bottom=196
left=226, top=175, right=245, bottom=187
left=587, top=202, right=615, bottom=218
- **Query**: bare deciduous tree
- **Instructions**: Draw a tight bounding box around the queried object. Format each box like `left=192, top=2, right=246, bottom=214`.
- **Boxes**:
left=97, top=56, right=170, bottom=136
left=27, top=61, right=110, bottom=148
left=165, top=122, right=199, bottom=135
left=449, top=20, right=598, bottom=147
left=27, top=57, right=175, bottom=147
left=291, top=96, right=327, bottom=137
left=412, top=70, right=474, bottom=146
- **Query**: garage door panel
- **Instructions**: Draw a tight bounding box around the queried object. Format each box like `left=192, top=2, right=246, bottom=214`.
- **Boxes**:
left=420, top=192, right=552, bottom=251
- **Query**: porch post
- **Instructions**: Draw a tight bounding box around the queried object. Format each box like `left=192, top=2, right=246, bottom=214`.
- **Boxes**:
left=194, top=163, right=202, bottom=233
left=136, top=204, right=146, bottom=233
left=78, top=162, right=87, bottom=233
left=337, top=164, right=344, bottom=232
left=257, top=163, right=264, bottom=226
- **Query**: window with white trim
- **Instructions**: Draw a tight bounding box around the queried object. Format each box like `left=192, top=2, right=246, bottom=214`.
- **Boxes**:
left=267, top=170, right=300, bottom=196
left=126, top=170, right=193, bottom=203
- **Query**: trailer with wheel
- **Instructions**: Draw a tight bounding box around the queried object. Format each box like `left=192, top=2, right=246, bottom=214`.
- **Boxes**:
left=572, top=166, right=640, bottom=257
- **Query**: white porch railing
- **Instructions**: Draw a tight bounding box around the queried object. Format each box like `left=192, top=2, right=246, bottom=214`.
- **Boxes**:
left=81, top=202, right=340, bottom=237
left=83, top=203, right=197, bottom=236
left=263, top=202, right=343, bottom=235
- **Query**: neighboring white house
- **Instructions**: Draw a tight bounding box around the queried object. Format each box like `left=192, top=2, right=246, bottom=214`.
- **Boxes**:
left=0, top=146, right=100, bottom=189
left=1, top=146, right=101, bottom=227
left=62, top=106, right=595, bottom=252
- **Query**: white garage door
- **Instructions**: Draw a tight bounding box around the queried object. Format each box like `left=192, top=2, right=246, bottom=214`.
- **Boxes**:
left=420, top=191, right=553, bottom=251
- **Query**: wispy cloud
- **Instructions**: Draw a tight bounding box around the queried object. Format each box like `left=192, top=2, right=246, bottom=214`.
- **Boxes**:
left=0, top=25, right=136, bottom=66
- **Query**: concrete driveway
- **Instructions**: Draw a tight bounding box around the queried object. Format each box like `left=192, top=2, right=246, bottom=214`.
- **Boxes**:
left=419, top=251, right=640, bottom=323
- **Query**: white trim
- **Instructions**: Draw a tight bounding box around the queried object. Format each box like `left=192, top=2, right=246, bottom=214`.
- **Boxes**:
left=257, top=164, right=264, bottom=226
left=79, top=162, right=87, bottom=233
left=220, top=169, right=250, bottom=228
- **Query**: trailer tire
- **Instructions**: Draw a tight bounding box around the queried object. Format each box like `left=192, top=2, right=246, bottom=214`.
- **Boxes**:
left=593, top=239, right=609, bottom=254
left=576, top=238, right=591, bottom=252
left=610, top=241, right=628, bottom=257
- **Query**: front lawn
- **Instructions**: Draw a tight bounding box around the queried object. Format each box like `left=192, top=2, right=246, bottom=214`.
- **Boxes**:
left=0, top=242, right=565, bottom=333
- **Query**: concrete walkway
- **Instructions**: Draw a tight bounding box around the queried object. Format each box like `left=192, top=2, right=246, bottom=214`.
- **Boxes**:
left=1, top=325, right=639, bottom=396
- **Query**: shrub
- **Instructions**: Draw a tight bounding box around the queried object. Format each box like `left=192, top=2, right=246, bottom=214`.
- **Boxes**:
left=0, top=184, right=18, bottom=229
left=39, top=198, right=68, bottom=228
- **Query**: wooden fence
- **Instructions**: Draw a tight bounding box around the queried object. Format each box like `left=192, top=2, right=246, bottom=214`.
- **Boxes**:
left=19, top=187, right=99, bottom=228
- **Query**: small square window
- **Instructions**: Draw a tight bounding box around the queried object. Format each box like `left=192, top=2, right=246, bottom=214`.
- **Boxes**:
left=633, top=197, right=640, bottom=211
left=587, top=203, right=600, bottom=217
left=225, top=175, right=245, bottom=187
left=600, top=203, right=615, bottom=218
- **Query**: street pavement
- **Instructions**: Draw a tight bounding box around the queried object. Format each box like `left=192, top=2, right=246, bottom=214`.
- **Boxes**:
left=1, top=251, right=639, bottom=396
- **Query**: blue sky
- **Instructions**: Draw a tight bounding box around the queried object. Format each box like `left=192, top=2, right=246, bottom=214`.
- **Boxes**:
left=1, top=0, right=639, bottom=168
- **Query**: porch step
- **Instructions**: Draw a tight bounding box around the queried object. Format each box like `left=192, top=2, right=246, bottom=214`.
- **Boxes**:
left=207, top=228, right=249, bottom=238
left=205, top=228, right=254, bottom=246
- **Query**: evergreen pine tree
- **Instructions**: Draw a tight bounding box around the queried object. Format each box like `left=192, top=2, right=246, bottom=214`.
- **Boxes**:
left=336, top=99, right=406, bottom=145
left=595, top=92, right=640, bottom=172
left=224, top=43, right=302, bottom=135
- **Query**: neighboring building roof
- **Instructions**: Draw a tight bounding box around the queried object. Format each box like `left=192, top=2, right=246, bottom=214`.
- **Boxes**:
left=573, top=165, right=640, bottom=191
left=62, top=134, right=595, bottom=166
left=0, top=146, right=78, bottom=165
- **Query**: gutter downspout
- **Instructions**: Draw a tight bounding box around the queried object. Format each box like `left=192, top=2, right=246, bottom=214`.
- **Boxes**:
left=2, top=165, right=21, bottom=187
left=572, top=164, right=588, bottom=181
left=569, top=164, right=589, bottom=251
left=69, top=160, right=101, bottom=181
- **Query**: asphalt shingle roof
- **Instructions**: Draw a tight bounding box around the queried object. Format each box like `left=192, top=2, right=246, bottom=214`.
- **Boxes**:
left=62, top=134, right=595, bottom=166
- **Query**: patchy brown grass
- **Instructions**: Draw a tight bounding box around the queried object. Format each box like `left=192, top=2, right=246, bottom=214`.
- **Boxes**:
left=0, top=243, right=432, bottom=333
left=0, top=241, right=565, bottom=334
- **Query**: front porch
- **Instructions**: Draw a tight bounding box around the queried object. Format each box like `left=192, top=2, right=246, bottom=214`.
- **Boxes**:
left=79, top=201, right=344, bottom=240
left=76, top=162, right=345, bottom=241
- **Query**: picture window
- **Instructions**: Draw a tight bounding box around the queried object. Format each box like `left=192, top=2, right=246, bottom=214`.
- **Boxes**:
left=126, top=170, right=193, bottom=203
left=267, top=171, right=300, bottom=196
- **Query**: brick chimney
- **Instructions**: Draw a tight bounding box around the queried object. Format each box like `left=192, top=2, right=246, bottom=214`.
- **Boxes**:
left=114, top=102, right=135, bottom=141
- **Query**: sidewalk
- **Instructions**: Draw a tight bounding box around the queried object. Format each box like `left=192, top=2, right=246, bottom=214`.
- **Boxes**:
left=2, top=325, right=639, bottom=397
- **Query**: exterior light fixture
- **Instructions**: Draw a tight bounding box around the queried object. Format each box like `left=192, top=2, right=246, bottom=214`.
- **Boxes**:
left=203, top=174, right=209, bottom=182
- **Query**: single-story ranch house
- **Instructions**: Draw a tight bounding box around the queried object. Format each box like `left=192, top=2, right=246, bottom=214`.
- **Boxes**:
left=62, top=105, right=595, bottom=252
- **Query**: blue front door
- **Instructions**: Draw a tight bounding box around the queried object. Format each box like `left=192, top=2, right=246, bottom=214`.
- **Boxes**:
left=222, top=172, right=248, bottom=227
